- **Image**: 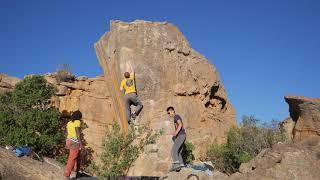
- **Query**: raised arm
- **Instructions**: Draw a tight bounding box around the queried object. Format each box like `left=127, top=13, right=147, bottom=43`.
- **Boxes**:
left=126, top=61, right=135, bottom=76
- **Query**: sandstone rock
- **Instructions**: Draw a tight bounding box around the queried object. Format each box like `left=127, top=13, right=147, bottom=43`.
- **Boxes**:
left=95, top=20, right=236, bottom=176
left=0, top=148, right=65, bottom=180
left=0, top=74, right=21, bottom=93
left=213, top=171, right=229, bottom=179
left=285, top=96, right=320, bottom=141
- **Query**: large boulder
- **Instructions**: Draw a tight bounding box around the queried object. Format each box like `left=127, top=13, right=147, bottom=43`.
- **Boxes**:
left=95, top=20, right=236, bottom=176
left=285, top=96, right=320, bottom=142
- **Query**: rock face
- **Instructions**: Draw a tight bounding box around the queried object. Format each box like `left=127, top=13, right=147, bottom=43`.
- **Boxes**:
left=0, top=148, right=65, bottom=180
left=285, top=96, right=320, bottom=142
left=0, top=74, right=21, bottom=93
left=95, top=20, right=236, bottom=175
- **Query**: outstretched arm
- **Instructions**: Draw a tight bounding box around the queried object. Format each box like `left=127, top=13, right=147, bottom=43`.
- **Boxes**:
left=126, top=61, right=135, bottom=76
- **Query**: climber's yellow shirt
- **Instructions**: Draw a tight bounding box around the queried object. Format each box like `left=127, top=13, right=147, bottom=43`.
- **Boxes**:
left=120, top=73, right=136, bottom=94
left=67, top=120, right=80, bottom=139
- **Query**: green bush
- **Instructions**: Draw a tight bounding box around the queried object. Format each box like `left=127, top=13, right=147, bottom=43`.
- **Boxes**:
left=56, top=154, right=68, bottom=164
left=0, top=75, right=64, bottom=156
left=90, top=123, right=161, bottom=178
left=182, top=141, right=195, bottom=164
left=206, top=143, right=228, bottom=172
left=206, top=115, right=285, bottom=174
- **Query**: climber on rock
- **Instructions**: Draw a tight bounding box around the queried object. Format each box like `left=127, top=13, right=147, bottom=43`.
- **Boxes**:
left=167, top=106, right=186, bottom=172
left=120, top=62, right=143, bottom=124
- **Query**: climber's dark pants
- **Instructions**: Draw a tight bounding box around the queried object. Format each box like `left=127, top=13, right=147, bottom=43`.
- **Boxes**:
left=171, top=133, right=186, bottom=165
left=124, top=93, right=143, bottom=121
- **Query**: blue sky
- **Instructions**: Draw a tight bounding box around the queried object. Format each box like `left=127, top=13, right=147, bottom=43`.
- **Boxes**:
left=1, top=0, right=319, bottom=123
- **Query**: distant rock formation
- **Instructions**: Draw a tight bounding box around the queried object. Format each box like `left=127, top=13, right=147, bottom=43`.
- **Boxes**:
left=285, top=96, right=320, bottom=142
left=0, top=74, right=21, bottom=93
left=226, top=95, right=320, bottom=180
left=95, top=20, right=236, bottom=175
left=229, top=137, right=320, bottom=180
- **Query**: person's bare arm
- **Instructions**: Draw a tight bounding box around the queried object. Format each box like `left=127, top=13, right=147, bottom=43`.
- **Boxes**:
left=127, top=61, right=135, bottom=76
left=173, top=120, right=183, bottom=136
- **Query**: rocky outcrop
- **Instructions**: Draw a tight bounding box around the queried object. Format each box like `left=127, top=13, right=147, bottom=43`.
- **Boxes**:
left=95, top=20, right=236, bottom=176
left=224, top=96, right=320, bottom=180
left=285, top=96, right=320, bottom=142
left=228, top=137, right=320, bottom=180
left=0, top=148, right=65, bottom=180
left=0, top=74, right=21, bottom=93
